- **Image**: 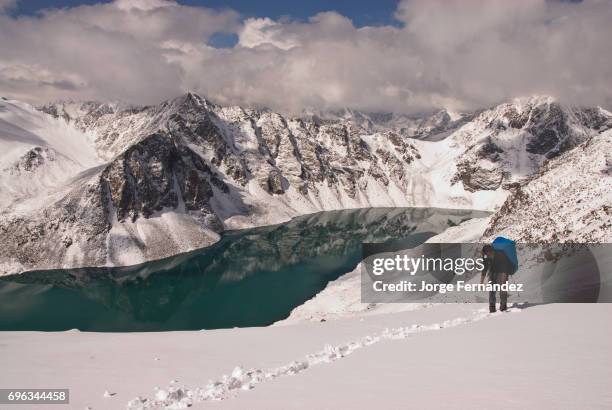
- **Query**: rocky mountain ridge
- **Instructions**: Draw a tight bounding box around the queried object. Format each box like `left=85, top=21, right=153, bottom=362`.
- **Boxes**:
left=449, top=96, right=612, bottom=192
left=484, top=129, right=612, bottom=243
left=0, top=93, right=610, bottom=274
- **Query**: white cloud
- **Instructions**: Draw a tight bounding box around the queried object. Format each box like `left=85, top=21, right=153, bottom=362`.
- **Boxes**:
left=114, top=0, right=171, bottom=11
left=239, top=18, right=300, bottom=50
left=0, top=0, right=239, bottom=103
left=0, top=0, right=611, bottom=113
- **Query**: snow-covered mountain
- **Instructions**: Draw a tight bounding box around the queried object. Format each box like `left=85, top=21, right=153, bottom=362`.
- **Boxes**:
left=0, top=98, right=100, bottom=210
left=304, top=107, right=474, bottom=141
left=451, top=96, right=612, bottom=192
left=484, top=129, right=612, bottom=242
left=1, top=94, right=610, bottom=275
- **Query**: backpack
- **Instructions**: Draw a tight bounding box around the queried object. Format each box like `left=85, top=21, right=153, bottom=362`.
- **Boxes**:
left=492, top=236, right=519, bottom=275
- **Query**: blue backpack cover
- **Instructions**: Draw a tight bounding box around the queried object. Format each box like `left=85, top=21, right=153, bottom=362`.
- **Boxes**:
left=492, top=236, right=519, bottom=274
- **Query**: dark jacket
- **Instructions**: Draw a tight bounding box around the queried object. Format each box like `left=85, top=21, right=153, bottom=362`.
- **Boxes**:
left=483, top=249, right=514, bottom=280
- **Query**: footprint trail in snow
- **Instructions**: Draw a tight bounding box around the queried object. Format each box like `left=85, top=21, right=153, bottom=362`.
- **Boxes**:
left=126, top=306, right=523, bottom=409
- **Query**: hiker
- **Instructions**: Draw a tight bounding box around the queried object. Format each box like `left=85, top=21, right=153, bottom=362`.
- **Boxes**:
left=481, top=244, right=513, bottom=313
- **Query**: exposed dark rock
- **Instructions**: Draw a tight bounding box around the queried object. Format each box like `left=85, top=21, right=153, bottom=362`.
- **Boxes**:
left=453, top=161, right=503, bottom=192
left=525, top=103, right=568, bottom=156
left=575, top=107, right=612, bottom=132
left=99, top=132, right=226, bottom=223
left=5, top=147, right=57, bottom=173
left=504, top=106, right=529, bottom=129
left=478, top=138, right=504, bottom=162
left=267, top=169, right=288, bottom=194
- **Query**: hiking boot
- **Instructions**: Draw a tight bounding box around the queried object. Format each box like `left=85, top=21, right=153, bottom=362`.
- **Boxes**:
left=500, top=304, right=507, bottom=312
left=489, top=305, right=496, bottom=313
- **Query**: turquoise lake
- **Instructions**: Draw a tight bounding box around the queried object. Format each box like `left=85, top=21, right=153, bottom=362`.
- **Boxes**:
left=0, top=208, right=486, bottom=331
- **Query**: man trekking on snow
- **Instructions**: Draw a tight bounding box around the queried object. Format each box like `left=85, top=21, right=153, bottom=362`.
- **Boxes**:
left=481, top=244, right=513, bottom=313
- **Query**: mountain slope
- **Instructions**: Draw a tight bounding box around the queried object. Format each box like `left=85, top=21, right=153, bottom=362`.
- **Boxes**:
left=37, top=92, right=514, bottom=227
left=285, top=130, right=612, bottom=320
left=1, top=94, right=610, bottom=275
left=450, top=96, right=611, bottom=192
left=306, top=107, right=474, bottom=141
left=0, top=98, right=100, bottom=211
left=284, top=117, right=612, bottom=323
left=484, top=129, right=612, bottom=242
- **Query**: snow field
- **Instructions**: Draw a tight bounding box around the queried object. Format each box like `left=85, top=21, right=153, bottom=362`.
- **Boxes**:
left=126, top=306, right=521, bottom=409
